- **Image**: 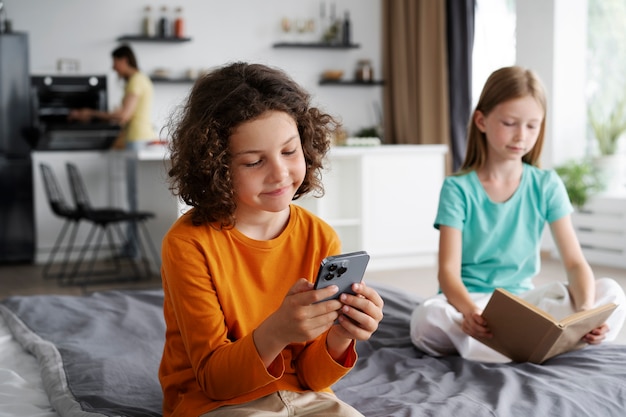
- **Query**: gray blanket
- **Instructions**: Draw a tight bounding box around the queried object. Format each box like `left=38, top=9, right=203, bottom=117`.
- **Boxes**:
left=1, top=284, right=626, bottom=417
left=0, top=290, right=164, bottom=417
left=334, top=284, right=626, bottom=416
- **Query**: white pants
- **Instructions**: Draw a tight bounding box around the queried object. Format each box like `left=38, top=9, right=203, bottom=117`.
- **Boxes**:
left=410, top=278, right=626, bottom=363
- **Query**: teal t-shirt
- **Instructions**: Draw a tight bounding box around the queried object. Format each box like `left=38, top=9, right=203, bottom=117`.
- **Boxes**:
left=434, top=164, right=573, bottom=294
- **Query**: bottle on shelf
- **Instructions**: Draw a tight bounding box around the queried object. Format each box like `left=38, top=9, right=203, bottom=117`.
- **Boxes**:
left=318, top=2, right=325, bottom=41
left=158, top=6, right=170, bottom=38
left=322, top=2, right=341, bottom=44
left=173, top=7, right=184, bottom=38
left=142, top=6, right=155, bottom=37
left=318, top=1, right=333, bottom=42
left=342, top=11, right=351, bottom=45
left=0, top=1, right=8, bottom=34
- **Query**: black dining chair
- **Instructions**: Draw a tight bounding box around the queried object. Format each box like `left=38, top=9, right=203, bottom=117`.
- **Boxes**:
left=39, top=163, right=84, bottom=282
left=65, top=162, right=160, bottom=285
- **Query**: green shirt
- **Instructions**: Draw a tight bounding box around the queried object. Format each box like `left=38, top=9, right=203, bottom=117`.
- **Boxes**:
left=434, top=164, right=572, bottom=294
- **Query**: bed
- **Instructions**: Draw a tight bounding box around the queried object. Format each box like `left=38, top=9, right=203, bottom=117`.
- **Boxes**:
left=1, top=283, right=626, bottom=417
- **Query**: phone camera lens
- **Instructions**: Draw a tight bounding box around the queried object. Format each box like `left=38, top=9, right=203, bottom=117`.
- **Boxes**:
left=324, top=273, right=334, bottom=281
left=328, top=264, right=338, bottom=272
left=337, top=266, right=347, bottom=276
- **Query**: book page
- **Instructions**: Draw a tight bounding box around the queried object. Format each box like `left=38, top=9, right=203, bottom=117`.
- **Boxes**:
left=538, top=305, right=617, bottom=363
left=558, top=302, right=617, bottom=327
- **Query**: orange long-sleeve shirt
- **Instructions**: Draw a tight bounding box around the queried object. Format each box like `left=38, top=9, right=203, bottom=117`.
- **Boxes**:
left=159, top=205, right=356, bottom=416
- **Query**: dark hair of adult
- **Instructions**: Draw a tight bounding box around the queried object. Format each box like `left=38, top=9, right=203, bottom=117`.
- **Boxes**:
left=461, top=66, right=547, bottom=173
left=167, top=62, right=339, bottom=228
left=111, top=44, right=138, bottom=70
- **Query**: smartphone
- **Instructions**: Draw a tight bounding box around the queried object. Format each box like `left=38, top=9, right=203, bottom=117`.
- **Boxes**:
left=313, top=251, right=370, bottom=302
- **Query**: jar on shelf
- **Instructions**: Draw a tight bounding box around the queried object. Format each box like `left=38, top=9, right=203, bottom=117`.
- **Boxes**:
left=355, top=59, right=373, bottom=82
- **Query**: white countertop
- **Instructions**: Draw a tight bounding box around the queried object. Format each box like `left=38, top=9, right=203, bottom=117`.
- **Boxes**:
left=135, top=146, right=171, bottom=161
left=134, top=143, right=449, bottom=162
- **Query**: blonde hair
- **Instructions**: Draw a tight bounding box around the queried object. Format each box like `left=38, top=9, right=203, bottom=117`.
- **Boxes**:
left=460, top=66, right=547, bottom=173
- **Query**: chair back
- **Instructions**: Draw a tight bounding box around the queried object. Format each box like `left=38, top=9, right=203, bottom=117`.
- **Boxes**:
left=39, top=163, right=79, bottom=219
left=65, top=162, right=93, bottom=213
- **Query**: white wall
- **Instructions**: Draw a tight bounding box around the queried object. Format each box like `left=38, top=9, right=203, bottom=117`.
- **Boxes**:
left=516, top=0, right=588, bottom=168
left=3, top=0, right=382, bottom=138
left=516, top=0, right=590, bottom=253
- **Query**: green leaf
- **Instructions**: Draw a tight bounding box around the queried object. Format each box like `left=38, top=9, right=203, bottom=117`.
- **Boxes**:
left=555, top=159, right=602, bottom=208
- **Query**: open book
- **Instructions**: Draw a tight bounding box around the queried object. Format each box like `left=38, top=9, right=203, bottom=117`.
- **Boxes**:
left=475, top=288, right=617, bottom=364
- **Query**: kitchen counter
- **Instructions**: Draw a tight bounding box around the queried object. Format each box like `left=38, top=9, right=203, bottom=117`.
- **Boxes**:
left=133, top=144, right=448, bottom=270
left=134, top=143, right=448, bottom=160
left=33, top=144, right=447, bottom=270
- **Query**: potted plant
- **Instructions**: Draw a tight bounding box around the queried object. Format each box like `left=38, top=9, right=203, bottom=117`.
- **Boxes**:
left=555, top=159, right=602, bottom=209
left=588, top=98, right=626, bottom=192
left=589, top=98, right=626, bottom=155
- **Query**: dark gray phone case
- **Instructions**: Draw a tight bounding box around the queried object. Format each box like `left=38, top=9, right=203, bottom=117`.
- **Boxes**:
left=314, top=251, right=370, bottom=302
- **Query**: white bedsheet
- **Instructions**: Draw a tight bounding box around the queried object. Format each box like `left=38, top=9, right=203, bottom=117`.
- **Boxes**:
left=0, top=313, right=59, bottom=417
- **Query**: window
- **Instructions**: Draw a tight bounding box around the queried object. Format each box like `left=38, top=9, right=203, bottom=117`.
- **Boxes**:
left=471, top=0, right=516, bottom=106
left=586, top=0, right=626, bottom=154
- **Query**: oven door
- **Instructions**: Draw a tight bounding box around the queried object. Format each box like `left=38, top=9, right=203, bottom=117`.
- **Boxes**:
left=31, top=122, right=122, bottom=151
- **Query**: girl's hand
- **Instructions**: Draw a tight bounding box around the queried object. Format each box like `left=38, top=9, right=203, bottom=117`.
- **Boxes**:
left=326, top=282, right=384, bottom=355
left=461, top=308, right=493, bottom=339
left=583, top=323, right=609, bottom=344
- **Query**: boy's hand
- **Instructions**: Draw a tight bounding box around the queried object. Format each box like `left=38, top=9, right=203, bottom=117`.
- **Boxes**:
left=253, top=278, right=344, bottom=368
left=326, top=282, right=384, bottom=358
left=264, top=279, right=343, bottom=344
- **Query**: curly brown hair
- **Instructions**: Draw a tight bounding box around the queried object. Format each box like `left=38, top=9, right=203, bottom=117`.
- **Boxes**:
left=166, top=62, right=339, bottom=228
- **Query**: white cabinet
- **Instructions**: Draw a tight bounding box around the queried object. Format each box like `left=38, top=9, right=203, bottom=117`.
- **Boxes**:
left=572, top=194, right=626, bottom=268
left=295, top=145, right=447, bottom=270
left=547, top=193, right=626, bottom=269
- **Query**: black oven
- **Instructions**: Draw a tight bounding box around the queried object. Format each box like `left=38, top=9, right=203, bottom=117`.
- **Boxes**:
left=26, top=75, right=121, bottom=151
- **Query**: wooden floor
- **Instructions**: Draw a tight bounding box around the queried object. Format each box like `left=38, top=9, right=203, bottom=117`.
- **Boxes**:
left=2, top=254, right=626, bottom=343
left=364, top=255, right=626, bottom=299
left=3, top=255, right=626, bottom=299
left=363, top=257, right=626, bottom=345
left=0, top=260, right=162, bottom=297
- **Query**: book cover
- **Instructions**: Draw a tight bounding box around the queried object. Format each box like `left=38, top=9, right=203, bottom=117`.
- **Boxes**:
left=475, top=288, right=617, bottom=364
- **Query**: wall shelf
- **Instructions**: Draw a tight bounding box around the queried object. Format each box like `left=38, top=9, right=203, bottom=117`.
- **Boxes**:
left=272, top=42, right=360, bottom=49
left=117, top=35, right=192, bottom=43
left=319, top=79, right=384, bottom=86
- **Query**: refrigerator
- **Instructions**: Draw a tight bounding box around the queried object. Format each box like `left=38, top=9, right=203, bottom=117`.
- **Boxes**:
left=0, top=32, right=34, bottom=263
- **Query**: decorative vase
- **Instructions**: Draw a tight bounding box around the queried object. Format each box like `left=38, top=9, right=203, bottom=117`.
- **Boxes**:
left=593, top=154, right=626, bottom=193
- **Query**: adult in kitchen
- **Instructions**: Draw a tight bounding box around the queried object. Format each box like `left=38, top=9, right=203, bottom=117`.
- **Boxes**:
left=68, top=44, right=156, bottom=148
left=69, top=44, right=156, bottom=256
